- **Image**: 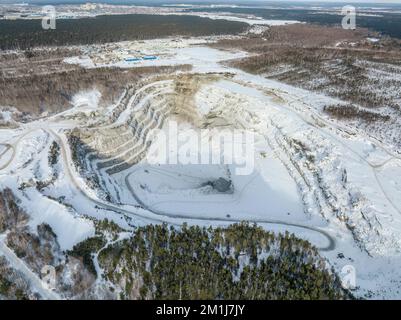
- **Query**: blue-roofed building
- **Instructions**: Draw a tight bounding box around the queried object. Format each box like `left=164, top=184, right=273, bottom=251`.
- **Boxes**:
left=125, top=57, right=141, bottom=62
left=142, top=56, right=157, bottom=60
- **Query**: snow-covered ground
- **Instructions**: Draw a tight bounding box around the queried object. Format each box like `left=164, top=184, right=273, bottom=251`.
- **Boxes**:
left=1, top=3, right=300, bottom=28
left=0, top=129, right=95, bottom=251
left=170, top=11, right=299, bottom=26
left=64, top=38, right=249, bottom=71
left=0, top=234, right=61, bottom=300
left=1, top=36, right=401, bottom=299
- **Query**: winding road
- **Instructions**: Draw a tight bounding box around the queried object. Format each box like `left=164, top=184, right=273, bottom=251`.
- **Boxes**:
left=4, top=73, right=400, bottom=254
left=48, top=129, right=336, bottom=251
left=0, top=143, right=14, bottom=170
left=0, top=129, right=43, bottom=171
left=5, top=72, right=400, bottom=256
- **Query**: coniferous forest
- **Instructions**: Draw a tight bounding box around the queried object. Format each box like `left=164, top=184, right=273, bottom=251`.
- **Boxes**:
left=0, top=14, right=248, bottom=50
left=75, top=222, right=351, bottom=300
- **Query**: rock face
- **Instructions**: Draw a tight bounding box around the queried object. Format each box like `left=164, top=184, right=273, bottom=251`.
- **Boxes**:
left=211, top=178, right=232, bottom=193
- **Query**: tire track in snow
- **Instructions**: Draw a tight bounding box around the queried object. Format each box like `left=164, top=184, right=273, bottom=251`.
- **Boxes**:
left=232, top=78, right=401, bottom=217
left=0, top=129, right=40, bottom=171
left=48, top=129, right=336, bottom=252
left=0, top=143, right=13, bottom=170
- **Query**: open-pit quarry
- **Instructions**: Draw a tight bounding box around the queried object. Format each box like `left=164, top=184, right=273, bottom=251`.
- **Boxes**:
left=1, top=37, right=401, bottom=299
